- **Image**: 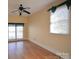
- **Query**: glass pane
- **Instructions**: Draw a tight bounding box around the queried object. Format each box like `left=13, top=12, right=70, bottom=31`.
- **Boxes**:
left=50, top=19, right=69, bottom=34
left=16, top=26, right=23, bottom=39
left=8, top=25, right=16, bottom=39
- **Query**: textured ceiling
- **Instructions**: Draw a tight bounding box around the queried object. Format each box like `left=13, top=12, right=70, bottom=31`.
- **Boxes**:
left=8, top=0, right=65, bottom=16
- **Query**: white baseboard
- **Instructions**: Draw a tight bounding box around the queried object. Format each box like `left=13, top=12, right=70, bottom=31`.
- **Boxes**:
left=29, top=39, right=70, bottom=59
left=56, top=53, right=70, bottom=59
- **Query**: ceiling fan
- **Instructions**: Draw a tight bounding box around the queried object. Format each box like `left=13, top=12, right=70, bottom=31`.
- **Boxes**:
left=11, top=4, right=31, bottom=16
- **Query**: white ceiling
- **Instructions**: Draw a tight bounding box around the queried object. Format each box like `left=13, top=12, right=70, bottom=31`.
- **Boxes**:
left=8, top=0, right=64, bottom=16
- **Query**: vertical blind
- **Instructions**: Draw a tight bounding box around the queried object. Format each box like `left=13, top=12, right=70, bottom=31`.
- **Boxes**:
left=8, top=23, right=24, bottom=40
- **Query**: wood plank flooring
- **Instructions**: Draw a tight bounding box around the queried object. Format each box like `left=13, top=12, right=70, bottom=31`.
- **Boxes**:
left=8, top=41, right=62, bottom=59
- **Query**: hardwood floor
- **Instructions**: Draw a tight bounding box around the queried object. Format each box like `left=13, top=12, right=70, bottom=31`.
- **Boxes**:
left=8, top=41, right=62, bottom=59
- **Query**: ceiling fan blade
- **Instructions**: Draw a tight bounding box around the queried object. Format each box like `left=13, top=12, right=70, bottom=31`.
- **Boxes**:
left=23, top=10, right=31, bottom=14
left=16, top=0, right=20, bottom=7
left=11, top=9, right=19, bottom=13
left=23, top=7, right=30, bottom=9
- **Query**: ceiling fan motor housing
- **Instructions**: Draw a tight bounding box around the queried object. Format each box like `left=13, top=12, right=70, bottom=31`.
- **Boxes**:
left=19, top=4, right=24, bottom=11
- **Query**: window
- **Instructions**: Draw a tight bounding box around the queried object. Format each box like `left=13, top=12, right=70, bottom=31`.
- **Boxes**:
left=8, top=23, right=24, bottom=40
left=50, top=5, right=69, bottom=34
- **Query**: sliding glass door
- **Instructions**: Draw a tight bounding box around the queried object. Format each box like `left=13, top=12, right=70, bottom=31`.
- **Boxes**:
left=8, top=23, right=24, bottom=41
